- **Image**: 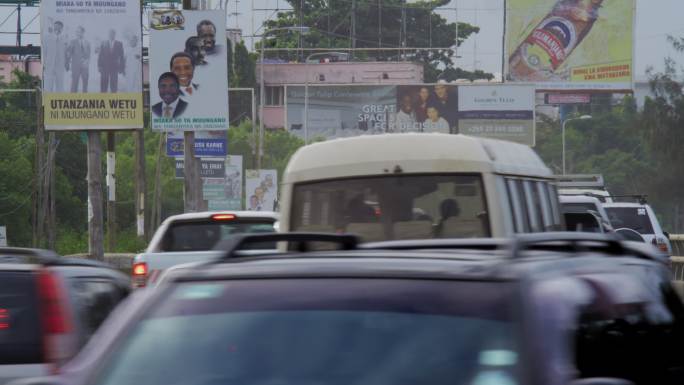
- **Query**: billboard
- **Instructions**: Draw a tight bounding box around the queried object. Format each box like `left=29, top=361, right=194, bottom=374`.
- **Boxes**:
left=175, top=158, right=225, bottom=179
left=286, top=85, right=463, bottom=139
left=286, top=85, right=396, bottom=140
left=41, top=1, right=144, bottom=130
left=505, top=0, right=634, bottom=90
left=286, top=84, right=535, bottom=144
left=245, top=170, right=277, bottom=212
left=166, top=131, right=227, bottom=157
left=149, top=10, right=228, bottom=131
left=458, top=85, right=536, bottom=146
left=203, top=155, right=243, bottom=210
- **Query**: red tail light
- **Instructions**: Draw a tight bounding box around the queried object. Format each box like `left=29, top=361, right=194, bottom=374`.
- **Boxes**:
left=36, top=270, right=74, bottom=371
left=0, top=308, right=9, bottom=330
left=132, top=262, right=148, bottom=288
left=37, top=271, right=72, bottom=334
left=212, top=213, right=236, bottom=221
left=133, top=262, right=148, bottom=276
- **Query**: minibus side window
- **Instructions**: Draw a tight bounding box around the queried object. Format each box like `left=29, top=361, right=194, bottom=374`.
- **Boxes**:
left=523, top=180, right=542, bottom=232
left=546, top=184, right=562, bottom=228
left=506, top=179, right=529, bottom=233
left=535, top=181, right=553, bottom=231
left=496, top=177, right=515, bottom=234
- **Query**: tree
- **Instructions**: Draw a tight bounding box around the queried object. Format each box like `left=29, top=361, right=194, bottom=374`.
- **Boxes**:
left=260, top=0, right=488, bottom=82
left=638, top=35, right=684, bottom=228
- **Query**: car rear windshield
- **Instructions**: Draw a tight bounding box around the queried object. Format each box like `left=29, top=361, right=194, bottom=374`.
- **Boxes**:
left=291, top=174, right=490, bottom=242
left=605, top=207, right=654, bottom=234
left=0, top=271, right=43, bottom=365
left=561, top=202, right=599, bottom=214
left=93, top=279, right=520, bottom=385
left=158, top=219, right=276, bottom=251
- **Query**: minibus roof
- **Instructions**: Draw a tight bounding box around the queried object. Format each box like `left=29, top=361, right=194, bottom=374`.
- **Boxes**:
left=283, top=134, right=552, bottom=184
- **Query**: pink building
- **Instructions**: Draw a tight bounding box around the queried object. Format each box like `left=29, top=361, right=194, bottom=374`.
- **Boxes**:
left=0, top=55, right=42, bottom=83
left=257, top=61, right=424, bottom=129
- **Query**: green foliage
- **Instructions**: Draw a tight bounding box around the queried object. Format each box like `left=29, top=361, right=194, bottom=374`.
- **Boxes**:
left=0, top=131, right=34, bottom=246
left=260, top=0, right=490, bottom=81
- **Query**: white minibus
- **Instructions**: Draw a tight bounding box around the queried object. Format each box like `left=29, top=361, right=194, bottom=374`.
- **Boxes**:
left=280, top=134, right=562, bottom=241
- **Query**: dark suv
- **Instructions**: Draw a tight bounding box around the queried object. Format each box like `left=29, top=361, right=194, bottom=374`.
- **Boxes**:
left=0, top=248, right=130, bottom=384
left=10, top=233, right=684, bottom=385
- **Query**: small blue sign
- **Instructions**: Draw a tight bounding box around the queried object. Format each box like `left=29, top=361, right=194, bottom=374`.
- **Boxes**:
left=166, top=134, right=227, bottom=157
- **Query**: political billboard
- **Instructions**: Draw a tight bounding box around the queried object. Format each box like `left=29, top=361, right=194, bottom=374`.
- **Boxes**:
left=203, top=155, right=243, bottom=210
left=149, top=10, right=228, bottom=131
left=41, top=1, right=144, bottom=130
left=505, top=0, right=634, bottom=90
left=458, top=85, right=536, bottom=146
left=166, top=131, right=227, bottom=157
left=245, top=170, right=277, bottom=212
left=175, top=158, right=225, bottom=179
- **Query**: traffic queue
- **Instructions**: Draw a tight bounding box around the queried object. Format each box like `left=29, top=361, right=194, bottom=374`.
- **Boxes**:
left=2, top=134, right=683, bottom=385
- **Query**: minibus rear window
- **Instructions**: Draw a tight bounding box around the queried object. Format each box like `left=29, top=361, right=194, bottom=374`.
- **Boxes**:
left=291, top=174, right=490, bottom=242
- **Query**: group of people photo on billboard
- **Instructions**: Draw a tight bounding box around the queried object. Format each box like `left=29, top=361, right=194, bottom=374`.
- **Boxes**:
left=393, top=84, right=459, bottom=134
left=42, top=17, right=141, bottom=94
left=150, top=10, right=228, bottom=131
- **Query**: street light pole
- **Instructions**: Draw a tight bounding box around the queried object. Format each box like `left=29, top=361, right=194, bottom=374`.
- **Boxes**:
left=561, top=115, right=592, bottom=175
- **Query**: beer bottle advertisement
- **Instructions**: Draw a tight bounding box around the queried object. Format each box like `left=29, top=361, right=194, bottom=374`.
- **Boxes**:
left=505, top=0, right=634, bottom=90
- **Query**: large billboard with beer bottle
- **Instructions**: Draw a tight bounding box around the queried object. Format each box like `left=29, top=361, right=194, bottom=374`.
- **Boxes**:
left=505, top=0, right=634, bottom=90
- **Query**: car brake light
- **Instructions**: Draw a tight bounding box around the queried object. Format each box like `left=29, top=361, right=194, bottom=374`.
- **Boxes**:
left=36, top=270, right=74, bottom=371
left=132, top=262, right=148, bottom=288
left=212, top=213, right=236, bottom=221
left=37, top=271, right=72, bottom=334
left=0, top=308, right=8, bottom=329
left=133, top=262, right=148, bottom=276
left=657, top=242, right=669, bottom=253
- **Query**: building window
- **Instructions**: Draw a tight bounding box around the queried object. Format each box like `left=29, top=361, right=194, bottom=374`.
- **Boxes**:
left=265, top=86, right=284, bottom=106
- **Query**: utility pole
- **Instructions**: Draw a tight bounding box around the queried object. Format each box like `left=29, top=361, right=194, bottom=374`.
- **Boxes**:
left=46, top=133, right=57, bottom=251
left=351, top=0, right=357, bottom=53
left=182, top=0, right=203, bottom=213
left=106, top=132, right=116, bottom=251
left=135, top=129, right=146, bottom=240
left=32, top=89, right=44, bottom=247
left=87, top=132, right=104, bottom=261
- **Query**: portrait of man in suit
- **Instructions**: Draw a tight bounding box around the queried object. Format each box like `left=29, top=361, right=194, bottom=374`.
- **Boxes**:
left=43, top=20, right=67, bottom=92
left=152, top=72, right=187, bottom=118
left=98, top=29, right=125, bottom=93
left=66, top=26, right=91, bottom=93
left=197, top=20, right=216, bottom=54
left=170, top=52, right=198, bottom=98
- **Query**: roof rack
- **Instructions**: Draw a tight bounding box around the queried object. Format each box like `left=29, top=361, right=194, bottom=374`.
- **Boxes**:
left=604, top=194, right=648, bottom=204
left=555, top=174, right=605, bottom=189
left=209, top=232, right=664, bottom=265
left=214, top=232, right=360, bottom=260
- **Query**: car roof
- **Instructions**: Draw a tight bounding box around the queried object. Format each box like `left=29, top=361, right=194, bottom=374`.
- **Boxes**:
left=162, top=250, right=658, bottom=286
left=161, top=211, right=279, bottom=223
left=559, top=195, right=602, bottom=204
left=283, top=133, right=552, bottom=184
left=603, top=202, right=649, bottom=208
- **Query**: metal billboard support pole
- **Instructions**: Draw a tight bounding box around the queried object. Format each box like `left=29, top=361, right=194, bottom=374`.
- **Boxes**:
left=182, top=0, right=203, bottom=213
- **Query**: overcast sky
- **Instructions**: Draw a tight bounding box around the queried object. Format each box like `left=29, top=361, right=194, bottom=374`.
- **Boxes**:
left=3, top=0, right=683, bottom=80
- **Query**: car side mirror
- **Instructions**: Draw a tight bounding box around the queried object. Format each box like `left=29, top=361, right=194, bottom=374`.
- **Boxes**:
left=568, top=378, right=635, bottom=385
